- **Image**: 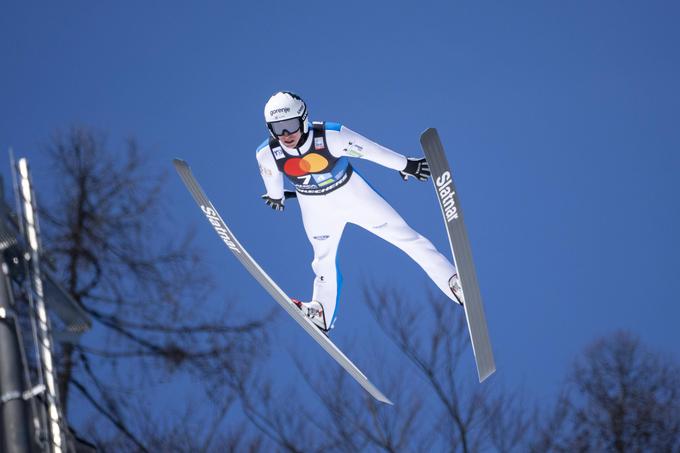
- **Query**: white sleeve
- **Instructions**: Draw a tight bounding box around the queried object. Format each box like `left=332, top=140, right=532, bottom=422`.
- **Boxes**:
left=325, top=125, right=408, bottom=171
left=256, top=145, right=285, bottom=199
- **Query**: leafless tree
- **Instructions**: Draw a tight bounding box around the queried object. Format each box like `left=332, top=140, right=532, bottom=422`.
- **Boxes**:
left=37, top=126, right=271, bottom=449
left=531, top=331, right=680, bottom=452
left=295, top=360, right=430, bottom=453
left=361, top=285, right=531, bottom=453
left=82, top=391, right=265, bottom=452
left=237, top=372, right=324, bottom=453
left=236, top=284, right=531, bottom=453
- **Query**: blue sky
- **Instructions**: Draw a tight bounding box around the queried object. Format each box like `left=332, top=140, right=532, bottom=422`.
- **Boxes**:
left=2, top=0, right=679, bottom=407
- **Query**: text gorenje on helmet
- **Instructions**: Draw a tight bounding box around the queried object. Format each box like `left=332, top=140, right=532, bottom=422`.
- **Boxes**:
left=270, top=107, right=291, bottom=116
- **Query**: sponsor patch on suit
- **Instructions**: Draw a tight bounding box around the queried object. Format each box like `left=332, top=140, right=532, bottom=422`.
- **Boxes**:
left=272, top=147, right=285, bottom=160
left=314, top=137, right=325, bottom=150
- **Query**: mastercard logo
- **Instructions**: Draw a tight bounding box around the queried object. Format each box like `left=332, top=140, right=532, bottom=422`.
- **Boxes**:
left=283, top=153, right=330, bottom=177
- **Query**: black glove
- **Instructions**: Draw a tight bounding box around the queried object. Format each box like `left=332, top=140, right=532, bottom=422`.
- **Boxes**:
left=400, top=157, right=431, bottom=181
left=261, top=194, right=285, bottom=211
left=261, top=191, right=297, bottom=211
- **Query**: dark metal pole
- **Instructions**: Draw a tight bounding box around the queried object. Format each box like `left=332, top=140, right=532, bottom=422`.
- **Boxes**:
left=0, top=259, right=33, bottom=453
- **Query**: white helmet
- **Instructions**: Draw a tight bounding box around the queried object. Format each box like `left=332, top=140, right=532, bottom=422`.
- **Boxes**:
left=264, top=91, right=309, bottom=138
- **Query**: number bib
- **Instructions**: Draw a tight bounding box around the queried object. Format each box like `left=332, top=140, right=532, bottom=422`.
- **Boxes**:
left=269, top=122, right=353, bottom=195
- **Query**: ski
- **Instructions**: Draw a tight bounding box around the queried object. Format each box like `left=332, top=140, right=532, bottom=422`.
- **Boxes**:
left=420, top=128, right=496, bottom=382
left=173, top=159, right=393, bottom=405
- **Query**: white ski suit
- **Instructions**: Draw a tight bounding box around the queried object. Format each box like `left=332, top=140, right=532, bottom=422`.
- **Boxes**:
left=256, top=122, right=457, bottom=329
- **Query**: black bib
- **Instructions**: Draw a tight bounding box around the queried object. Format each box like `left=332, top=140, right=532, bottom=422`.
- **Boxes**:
left=269, top=122, right=353, bottom=195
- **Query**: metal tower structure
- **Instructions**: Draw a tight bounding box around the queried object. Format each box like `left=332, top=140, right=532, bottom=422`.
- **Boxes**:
left=0, top=154, right=92, bottom=453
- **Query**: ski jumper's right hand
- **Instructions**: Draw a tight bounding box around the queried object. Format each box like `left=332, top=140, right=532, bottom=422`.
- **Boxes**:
left=262, top=194, right=285, bottom=211
left=261, top=191, right=296, bottom=211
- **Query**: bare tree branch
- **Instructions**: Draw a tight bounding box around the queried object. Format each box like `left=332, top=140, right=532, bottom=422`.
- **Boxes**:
left=363, top=284, right=529, bottom=453
left=36, top=126, right=270, bottom=447
left=70, top=378, right=149, bottom=453
left=532, top=331, right=680, bottom=452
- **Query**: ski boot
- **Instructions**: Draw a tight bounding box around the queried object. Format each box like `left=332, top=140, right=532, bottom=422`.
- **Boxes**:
left=448, top=273, right=465, bottom=306
left=291, top=299, right=329, bottom=335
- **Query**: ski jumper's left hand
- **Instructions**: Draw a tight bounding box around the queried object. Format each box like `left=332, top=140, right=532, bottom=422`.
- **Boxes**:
left=399, top=157, right=431, bottom=181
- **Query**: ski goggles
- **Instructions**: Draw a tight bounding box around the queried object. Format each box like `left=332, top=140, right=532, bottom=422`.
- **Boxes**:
left=268, top=117, right=302, bottom=136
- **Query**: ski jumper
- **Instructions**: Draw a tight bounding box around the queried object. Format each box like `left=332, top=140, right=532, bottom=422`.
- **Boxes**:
left=256, top=122, right=457, bottom=328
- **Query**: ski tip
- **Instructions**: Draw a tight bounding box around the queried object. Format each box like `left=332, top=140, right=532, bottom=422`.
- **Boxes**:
left=421, top=127, right=438, bottom=138
left=172, top=159, right=191, bottom=173
left=420, top=128, right=440, bottom=146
